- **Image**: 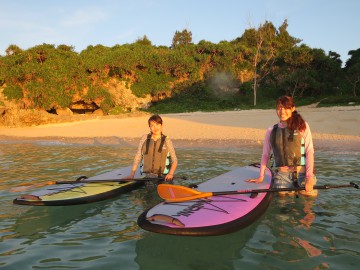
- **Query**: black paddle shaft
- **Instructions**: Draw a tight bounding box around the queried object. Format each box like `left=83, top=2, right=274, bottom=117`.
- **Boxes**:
left=55, top=175, right=187, bottom=185
left=212, top=182, right=359, bottom=196
left=55, top=178, right=165, bottom=184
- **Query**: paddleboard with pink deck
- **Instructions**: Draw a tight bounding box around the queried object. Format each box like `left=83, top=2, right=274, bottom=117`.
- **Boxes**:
left=137, top=164, right=273, bottom=236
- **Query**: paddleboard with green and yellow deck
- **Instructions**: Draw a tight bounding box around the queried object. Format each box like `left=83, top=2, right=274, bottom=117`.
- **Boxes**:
left=13, top=166, right=145, bottom=206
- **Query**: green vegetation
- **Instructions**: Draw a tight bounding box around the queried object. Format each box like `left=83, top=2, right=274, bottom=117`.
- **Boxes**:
left=0, top=20, right=359, bottom=115
left=316, top=96, right=360, bottom=107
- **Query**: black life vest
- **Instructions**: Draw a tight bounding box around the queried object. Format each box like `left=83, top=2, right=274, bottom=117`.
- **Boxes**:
left=270, top=124, right=305, bottom=167
left=140, top=134, right=171, bottom=175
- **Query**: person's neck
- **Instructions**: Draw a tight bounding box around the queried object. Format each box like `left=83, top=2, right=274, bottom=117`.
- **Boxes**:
left=151, top=134, right=161, bottom=140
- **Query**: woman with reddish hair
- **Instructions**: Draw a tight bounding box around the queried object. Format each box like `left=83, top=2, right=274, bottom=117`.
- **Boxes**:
left=247, top=96, right=317, bottom=196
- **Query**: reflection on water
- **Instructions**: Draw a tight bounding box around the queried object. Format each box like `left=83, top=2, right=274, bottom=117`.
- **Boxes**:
left=0, top=141, right=359, bottom=269
left=135, top=225, right=257, bottom=270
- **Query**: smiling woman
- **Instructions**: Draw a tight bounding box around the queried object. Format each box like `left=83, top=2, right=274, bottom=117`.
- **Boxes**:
left=276, top=103, right=296, bottom=123
left=124, top=114, right=178, bottom=183
left=246, top=95, right=317, bottom=196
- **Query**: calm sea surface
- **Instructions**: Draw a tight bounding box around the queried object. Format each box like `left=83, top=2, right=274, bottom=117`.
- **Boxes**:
left=0, top=140, right=359, bottom=270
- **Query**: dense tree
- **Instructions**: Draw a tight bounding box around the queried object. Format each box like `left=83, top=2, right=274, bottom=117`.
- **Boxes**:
left=238, top=20, right=300, bottom=105
left=344, top=48, right=360, bottom=96
left=172, top=29, right=192, bottom=48
left=2, top=43, right=86, bottom=110
left=0, top=21, right=354, bottom=116
left=274, top=45, right=313, bottom=97
left=5, top=44, right=23, bottom=56
left=135, top=35, right=152, bottom=46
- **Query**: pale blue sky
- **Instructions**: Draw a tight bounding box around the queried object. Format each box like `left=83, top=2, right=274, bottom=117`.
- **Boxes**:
left=1, top=0, right=358, bottom=64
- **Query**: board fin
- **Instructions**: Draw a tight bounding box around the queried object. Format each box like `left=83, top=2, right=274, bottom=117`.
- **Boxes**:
left=147, top=214, right=185, bottom=227
left=20, top=195, right=41, bottom=201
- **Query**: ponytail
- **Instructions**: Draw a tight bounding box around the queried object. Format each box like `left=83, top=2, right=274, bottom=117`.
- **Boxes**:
left=288, top=110, right=306, bottom=132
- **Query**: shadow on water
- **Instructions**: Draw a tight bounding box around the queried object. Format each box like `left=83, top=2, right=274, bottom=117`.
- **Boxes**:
left=12, top=203, right=109, bottom=238
left=134, top=224, right=258, bottom=270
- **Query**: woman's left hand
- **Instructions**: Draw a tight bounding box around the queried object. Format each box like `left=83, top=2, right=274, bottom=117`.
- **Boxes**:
left=305, top=177, right=315, bottom=192
left=165, top=174, right=173, bottom=181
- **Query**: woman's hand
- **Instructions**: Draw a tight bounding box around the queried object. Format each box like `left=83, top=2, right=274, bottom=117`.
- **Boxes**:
left=165, top=173, right=173, bottom=181
left=122, top=171, right=136, bottom=180
left=245, top=176, right=264, bottom=184
left=305, top=177, right=315, bottom=192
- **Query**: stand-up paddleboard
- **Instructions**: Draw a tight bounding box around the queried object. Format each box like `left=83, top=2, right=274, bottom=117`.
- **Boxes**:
left=13, top=166, right=143, bottom=206
left=138, top=164, right=274, bottom=236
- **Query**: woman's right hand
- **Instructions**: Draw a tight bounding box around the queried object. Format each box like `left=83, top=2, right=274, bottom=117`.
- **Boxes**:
left=245, top=176, right=264, bottom=184
left=122, top=173, right=135, bottom=180
left=123, top=169, right=137, bottom=180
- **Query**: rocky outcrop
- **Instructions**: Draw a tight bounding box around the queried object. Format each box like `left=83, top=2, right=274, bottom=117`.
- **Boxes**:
left=105, top=79, right=152, bottom=111
left=0, top=79, right=154, bottom=127
left=0, top=106, right=58, bottom=127
left=56, top=107, right=73, bottom=116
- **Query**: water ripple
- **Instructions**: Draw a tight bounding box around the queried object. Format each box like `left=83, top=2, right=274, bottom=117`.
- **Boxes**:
left=0, top=142, right=359, bottom=269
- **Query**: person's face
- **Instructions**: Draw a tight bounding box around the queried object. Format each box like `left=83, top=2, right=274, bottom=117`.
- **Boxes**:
left=276, top=104, right=295, bottom=122
left=149, top=121, right=162, bottom=136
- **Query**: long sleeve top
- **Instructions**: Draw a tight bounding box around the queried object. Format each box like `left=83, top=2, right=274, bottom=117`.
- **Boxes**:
left=132, top=134, right=178, bottom=172
left=260, top=122, right=315, bottom=178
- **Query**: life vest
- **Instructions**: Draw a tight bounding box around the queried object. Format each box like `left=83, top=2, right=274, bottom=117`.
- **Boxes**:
left=140, top=134, right=171, bottom=176
left=270, top=124, right=305, bottom=167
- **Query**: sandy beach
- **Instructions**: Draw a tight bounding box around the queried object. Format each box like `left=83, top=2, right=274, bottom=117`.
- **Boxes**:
left=0, top=105, right=359, bottom=149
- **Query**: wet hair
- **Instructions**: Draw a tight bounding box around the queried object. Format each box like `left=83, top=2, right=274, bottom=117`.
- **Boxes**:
left=276, top=95, right=306, bottom=132
left=148, top=114, right=163, bottom=126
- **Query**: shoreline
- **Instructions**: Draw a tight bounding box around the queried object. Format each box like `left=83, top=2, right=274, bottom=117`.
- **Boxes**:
left=1, top=106, right=359, bottom=150
left=1, top=135, right=359, bottom=151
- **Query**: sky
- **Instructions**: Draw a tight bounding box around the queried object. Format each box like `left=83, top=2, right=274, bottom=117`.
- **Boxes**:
left=0, top=0, right=359, bottom=64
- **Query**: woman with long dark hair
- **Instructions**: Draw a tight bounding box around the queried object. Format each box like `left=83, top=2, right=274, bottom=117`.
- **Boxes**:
left=247, top=96, right=317, bottom=196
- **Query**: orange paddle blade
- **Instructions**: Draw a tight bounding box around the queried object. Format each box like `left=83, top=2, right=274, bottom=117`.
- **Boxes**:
left=157, top=184, right=213, bottom=202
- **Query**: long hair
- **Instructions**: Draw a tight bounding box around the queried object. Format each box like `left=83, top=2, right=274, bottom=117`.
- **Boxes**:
left=276, top=96, right=306, bottom=132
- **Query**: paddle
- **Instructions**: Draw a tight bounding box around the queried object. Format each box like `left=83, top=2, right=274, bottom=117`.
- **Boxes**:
left=11, top=176, right=187, bottom=193
left=157, top=182, right=359, bottom=202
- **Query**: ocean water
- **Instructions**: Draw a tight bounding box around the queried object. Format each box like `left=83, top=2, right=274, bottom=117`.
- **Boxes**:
left=0, top=140, right=359, bottom=270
